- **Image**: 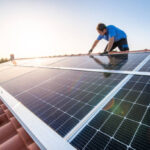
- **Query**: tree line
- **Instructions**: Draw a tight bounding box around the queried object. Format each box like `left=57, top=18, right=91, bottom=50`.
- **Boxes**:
left=0, top=58, right=9, bottom=64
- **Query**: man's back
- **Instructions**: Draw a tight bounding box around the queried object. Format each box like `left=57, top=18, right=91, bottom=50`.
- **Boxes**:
left=107, top=25, right=127, bottom=41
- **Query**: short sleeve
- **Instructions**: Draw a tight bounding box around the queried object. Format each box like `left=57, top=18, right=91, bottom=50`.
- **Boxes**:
left=109, top=28, right=116, bottom=39
left=97, top=35, right=103, bottom=40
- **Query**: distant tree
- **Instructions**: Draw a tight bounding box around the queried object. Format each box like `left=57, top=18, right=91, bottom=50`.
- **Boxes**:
left=0, top=58, right=9, bottom=64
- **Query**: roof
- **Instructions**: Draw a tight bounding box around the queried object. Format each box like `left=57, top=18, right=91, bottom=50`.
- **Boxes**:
left=0, top=99, right=40, bottom=150
left=0, top=50, right=150, bottom=150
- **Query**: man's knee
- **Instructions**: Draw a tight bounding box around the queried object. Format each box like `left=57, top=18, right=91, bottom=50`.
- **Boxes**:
left=121, top=44, right=129, bottom=51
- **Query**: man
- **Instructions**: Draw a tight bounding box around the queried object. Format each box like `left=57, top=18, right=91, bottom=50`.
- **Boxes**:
left=89, top=23, right=129, bottom=55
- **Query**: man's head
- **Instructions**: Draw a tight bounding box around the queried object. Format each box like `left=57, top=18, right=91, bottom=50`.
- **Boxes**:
left=97, top=23, right=107, bottom=35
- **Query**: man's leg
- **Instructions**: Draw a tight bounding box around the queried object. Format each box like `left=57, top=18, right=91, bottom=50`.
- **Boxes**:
left=104, top=44, right=108, bottom=52
left=104, top=42, right=118, bottom=52
left=118, top=38, right=129, bottom=51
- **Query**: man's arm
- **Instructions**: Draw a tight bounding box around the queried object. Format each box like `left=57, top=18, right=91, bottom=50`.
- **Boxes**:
left=88, top=40, right=100, bottom=54
left=105, top=37, right=114, bottom=52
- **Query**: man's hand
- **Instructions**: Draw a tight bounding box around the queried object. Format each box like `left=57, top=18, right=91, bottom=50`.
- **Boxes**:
left=88, top=49, right=93, bottom=55
left=100, top=51, right=108, bottom=56
left=89, top=40, right=99, bottom=55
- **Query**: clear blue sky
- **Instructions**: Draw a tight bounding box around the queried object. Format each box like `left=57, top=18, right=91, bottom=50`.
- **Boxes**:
left=0, top=0, right=150, bottom=58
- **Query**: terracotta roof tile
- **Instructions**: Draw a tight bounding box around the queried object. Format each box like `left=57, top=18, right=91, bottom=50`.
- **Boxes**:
left=0, top=99, right=40, bottom=150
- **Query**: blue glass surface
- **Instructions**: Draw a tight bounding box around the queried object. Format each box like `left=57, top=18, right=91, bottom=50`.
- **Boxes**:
left=71, top=75, right=150, bottom=150
left=50, top=53, right=150, bottom=71
left=1, top=68, right=126, bottom=137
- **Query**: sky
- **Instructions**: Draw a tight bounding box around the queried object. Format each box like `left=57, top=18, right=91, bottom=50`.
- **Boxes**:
left=0, top=0, right=150, bottom=59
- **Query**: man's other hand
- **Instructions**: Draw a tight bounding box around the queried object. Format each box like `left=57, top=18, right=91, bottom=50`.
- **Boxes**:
left=88, top=49, right=93, bottom=55
left=100, top=51, right=108, bottom=56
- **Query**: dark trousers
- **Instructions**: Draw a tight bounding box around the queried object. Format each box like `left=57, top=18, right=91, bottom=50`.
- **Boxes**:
left=104, top=38, right=129, bottom=52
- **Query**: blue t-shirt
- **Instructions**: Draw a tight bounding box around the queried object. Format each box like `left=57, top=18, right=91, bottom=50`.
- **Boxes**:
left=97, top=25, right=127, bottom=42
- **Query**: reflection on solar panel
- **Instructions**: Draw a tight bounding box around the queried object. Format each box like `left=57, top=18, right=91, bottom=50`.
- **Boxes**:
left=1, top=68, right=126, bottom=137
left=71, top=75, right=150, bottom=150
left=0, top=66, right=36, bottom=83
left=49, top=53, right=149, bottom=71
left=0, top=65, right=11, bottom=72
left=0, top=51, right=150, bottom=150
left=16, top=57, right=66, bottom=66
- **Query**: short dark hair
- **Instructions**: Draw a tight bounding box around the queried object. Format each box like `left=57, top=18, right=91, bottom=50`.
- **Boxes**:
left=97, top=23, right=106, bottom=31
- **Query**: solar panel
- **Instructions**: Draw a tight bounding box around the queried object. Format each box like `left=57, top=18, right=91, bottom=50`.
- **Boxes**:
left=1, top=68, right=66, bottom=95
left=1, top=68, right=126, bottom=137
left=0, top=66, right=36, bottom=84
left=16, top=57, right=67, bottom=66
left=49, top=53, right=149, bottom=71
left=71, top=75, right=150, bottom=150
left=140, top=59, right=150, bottom=72
left=1, top=51, right=150, bottom=149
left=0, top=65, right=12, bottom=72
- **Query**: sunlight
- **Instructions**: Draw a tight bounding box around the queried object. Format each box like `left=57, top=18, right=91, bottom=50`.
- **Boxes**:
left=1, top=7, right=62, bottom=59
left=10, top=18, right=53, bottom=58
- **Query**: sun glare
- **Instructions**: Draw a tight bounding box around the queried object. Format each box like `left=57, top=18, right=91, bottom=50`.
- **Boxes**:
left=10, top=18, right=52, bottom=58
left=2, top=7, right=61, bottom=59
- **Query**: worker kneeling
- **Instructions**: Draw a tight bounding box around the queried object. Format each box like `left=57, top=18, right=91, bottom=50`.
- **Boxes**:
left=89, top=23, right=129, bottom=55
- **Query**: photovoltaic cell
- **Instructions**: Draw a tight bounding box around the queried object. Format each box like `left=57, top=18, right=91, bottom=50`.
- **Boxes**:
left=114, top=119, right=138, bottom=145
left=140, top=59, right=150, bottom=71
left=1, top=68, right=126, bottom=137
left=114, top=89, right=129, bottom=99
left=131, top=125, right=150, bottom=150
left=136, top=92, right=150, bottom=106
left=85, top=131, right=110, bottom=150
left=126, top=104, right=146, bottom=122
left=71, top=75, right=150, bottom=150
left=101, top=114, right=123, bottom=136
left=124, top=91, right=140, bottom=102
left=142, top=108, right=150, bottom=126
left=71, top=126, right=97, bottom=150
left=89, top=110, right=110, bottom=129
left=105, top=139, right=127, bottom=150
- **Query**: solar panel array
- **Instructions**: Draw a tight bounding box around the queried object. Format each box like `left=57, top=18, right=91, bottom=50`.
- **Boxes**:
left=0, top=52, right=150, bottom=150
left=1, top=67, right=126, bottom=137
left=71, top=75, right=150, bottom=150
